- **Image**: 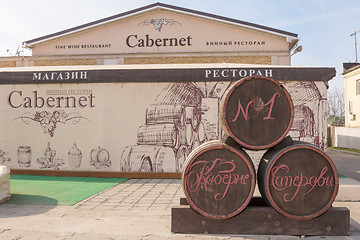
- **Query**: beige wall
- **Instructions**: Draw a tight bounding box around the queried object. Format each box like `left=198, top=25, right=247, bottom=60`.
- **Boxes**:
left=1, top=54, right=274, bottom=68
left=34, top=58, right=97, bottom=66
left=0, top=58, right=16, bottom=68
left=124, top=55, right=271, bottom=65
left=2, top=8, right=294, bottom=68
left=31, top=9, right=290, bottom=56
left=344, top=67, right=360, bottom=127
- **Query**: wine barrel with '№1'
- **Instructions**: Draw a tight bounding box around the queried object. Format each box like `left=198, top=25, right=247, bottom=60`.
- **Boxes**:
left=182, top=140, right=256, bottom=219
left=220, top=76, right=294, bottom=150
left=258, top=141, right=339, bottom=220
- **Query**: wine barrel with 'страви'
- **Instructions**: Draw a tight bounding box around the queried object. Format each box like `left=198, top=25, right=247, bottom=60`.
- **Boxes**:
left=258, top=141, right=339, bottom=220
left=182, top=140, right=256, bottom=219
left=220, top=76, right=293, bottom=150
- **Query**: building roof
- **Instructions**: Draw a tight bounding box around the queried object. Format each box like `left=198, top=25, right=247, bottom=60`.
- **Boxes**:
left=343, top=62, right=360, bottom=74
left=23, top=2, right=298, bottom=48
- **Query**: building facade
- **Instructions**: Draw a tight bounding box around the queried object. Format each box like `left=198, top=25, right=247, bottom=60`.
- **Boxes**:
left=343, top=63, right=360, bottom=127
left=0, top=3, right=335, bottom=176
left=0, top=3, right=299, bottom=68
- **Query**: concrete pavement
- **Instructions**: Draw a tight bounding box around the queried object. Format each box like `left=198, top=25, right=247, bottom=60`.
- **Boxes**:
left=327, top=149, right=360, bottom=182
left=0, top=178, right=359, bottom=240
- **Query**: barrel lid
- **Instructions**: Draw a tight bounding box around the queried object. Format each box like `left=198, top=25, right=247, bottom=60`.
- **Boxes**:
left=182, top=140, right=256, bottom=219
left=220, top=76, right=294, bottom=150
left=262, top=143, right=339, bottom=220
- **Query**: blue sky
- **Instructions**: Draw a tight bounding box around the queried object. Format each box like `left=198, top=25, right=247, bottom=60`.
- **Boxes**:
left=1, top=0, right=360, bottom=93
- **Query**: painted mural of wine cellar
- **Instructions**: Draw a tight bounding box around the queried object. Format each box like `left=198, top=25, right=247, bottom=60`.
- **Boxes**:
left=121, top=82, right=211, bottom=172
left=121, top=78, right=328, bottom=173
left=0, top=66, right=334, bottom=174
left=283, top=81, right=327, bottom=149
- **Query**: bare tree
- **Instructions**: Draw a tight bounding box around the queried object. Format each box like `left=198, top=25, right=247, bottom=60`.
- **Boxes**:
left=327, top=88, right=345, bottom=125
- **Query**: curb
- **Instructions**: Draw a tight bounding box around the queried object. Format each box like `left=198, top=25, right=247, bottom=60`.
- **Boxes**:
left=326, top=148, right=360, bottom=156
left=336, top=177, right=360, bottom=202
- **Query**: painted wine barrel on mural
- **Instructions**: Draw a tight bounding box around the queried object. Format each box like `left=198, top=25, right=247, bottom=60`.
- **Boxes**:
left=182, top=140, right=256, bottom=219
left=220, top=76, right=294, bottom=150
left=258, top=141, right=339, bottom=220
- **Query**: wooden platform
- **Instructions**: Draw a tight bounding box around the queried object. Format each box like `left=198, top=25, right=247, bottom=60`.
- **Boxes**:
left=171, top=198, right=350, bottom=236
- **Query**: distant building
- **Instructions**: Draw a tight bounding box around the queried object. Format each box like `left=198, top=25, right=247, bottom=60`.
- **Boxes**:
left=343, top=62, right=360, bottom=127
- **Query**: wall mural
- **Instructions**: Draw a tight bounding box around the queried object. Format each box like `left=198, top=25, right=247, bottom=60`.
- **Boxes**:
left=121, top=82, right=204, bottom=172
left=283, top=81, right=326, bottom=150
left=37, top=142, right=64, bottom=170
left=90, top=146, right=111, bottom=169
left=68, top=143, right=82, bottom=168
left=121, top=81, right=327, bottom=172
left=17, top=146, right=31, bottom=167
left=0, top=80, right=327, bottom=173
left=0, top=149, right=11, bottom=165
left=17, top=111, right=87, bottom=137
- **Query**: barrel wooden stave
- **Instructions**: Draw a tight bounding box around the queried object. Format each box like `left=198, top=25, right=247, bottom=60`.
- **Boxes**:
left=220, top=76, right=293, bottom=150
left=182, top=140, right=256, bottom=219
left=258, top=141, right=339, bottom=220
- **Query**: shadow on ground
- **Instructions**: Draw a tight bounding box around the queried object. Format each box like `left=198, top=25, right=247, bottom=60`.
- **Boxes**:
left=0, top=194, right=57, bottom=218
left=351, top=218, right=360, bottom=232
left=7, top=194, right=58, bottom=205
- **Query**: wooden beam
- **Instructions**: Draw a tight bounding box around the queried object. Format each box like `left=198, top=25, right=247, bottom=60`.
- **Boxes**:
left=171, top=205, right=350, bottom=236
left=11, top=169, right=181, bottom=179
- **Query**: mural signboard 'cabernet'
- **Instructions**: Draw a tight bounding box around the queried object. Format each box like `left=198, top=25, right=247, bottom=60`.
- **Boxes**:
left=0, top=65, right=335, bottom=175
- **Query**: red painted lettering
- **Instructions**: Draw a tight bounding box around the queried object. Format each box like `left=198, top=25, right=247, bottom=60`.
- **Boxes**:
left=231, top=92, right=280, bottom=122
left=271, top=164, right=335, bottom=202
left=185, top=158, right=249, bottom=201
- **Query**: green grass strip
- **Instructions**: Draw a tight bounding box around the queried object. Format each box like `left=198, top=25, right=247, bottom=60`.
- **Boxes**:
left=338, top=173, right=348, bottom=178
left=328, top=146, right=360, bottom=154
left=9, top=175, right=128, bottom=206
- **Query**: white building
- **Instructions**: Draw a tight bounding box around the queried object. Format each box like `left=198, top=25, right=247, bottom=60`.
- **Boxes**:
left=343, top=63, right=360, bottom=127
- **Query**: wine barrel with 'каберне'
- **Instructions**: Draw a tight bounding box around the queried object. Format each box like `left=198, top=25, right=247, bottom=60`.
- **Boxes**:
left=182, top=140, right=256, bottom=219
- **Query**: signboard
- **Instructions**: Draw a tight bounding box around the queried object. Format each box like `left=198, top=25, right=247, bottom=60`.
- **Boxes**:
left=29, top=10, right=290, bottom=56
left=0, top=66, right=334, bottom=173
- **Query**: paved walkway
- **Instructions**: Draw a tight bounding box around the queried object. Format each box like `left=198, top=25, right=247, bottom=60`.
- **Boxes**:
left=0, top=179, right=359, bottom=239
left=76, top=179, right=182, bottom=211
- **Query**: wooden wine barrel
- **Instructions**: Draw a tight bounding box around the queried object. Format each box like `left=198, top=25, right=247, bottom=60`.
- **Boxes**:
left=220, top=76, right=293, bottom=150
left=120, top=145, right=176, bottom=172
left=258, top=141, right=339, bottom=220
left=182, top=140, right=256, bottom=219
left=137, top=124, right=178, bottom=148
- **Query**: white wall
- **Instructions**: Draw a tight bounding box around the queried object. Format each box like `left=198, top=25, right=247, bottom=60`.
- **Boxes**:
left=335, top=127, right=360, bottom=149
left=344, top=67, right=360, bottom=127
